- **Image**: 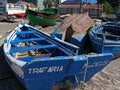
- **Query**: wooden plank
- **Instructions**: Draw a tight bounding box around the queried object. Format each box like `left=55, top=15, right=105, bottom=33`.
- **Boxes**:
left=11, top=37, right=46, bottom=44
left=10, top=44, right=57, bottom=53
left=17, top=31, right=35, bottom=35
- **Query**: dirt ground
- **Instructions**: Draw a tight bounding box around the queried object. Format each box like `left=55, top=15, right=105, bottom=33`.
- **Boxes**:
left=0, top=20, right=120, bottom=90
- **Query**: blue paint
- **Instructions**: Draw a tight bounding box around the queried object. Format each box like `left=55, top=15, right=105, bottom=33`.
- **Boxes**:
left=89, top=22, right=120, bottom=54
left=3, top=22, right=114, bottom=90
left=84, top=0, right=97, bottom=4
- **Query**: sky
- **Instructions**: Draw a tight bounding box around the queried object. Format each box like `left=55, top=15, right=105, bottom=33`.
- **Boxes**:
left=84, top=0, right=97, bottom=3
left=61, top=0, right=97, bottom=4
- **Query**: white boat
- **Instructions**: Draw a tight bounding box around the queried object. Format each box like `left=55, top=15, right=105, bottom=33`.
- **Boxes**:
left=0, top=0, right=26, bottom=21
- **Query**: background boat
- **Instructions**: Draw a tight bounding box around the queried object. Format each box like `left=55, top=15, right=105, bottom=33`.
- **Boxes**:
left=52, top=13, right=94, bottom=54
left=26, top=8, right=58, bottom=26
left=0, top=0, right=26, bottom=21
left=89, top=22, right=120, bottom=58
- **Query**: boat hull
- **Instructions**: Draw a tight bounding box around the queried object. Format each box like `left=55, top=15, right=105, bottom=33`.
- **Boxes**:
left=4, top=51, right=113, bottom=90
left=4, top=13, right=25, bottom=21
left=89, top=23, right=120, bottom=56
left=27, top=9, right=58, bottom=26
left=3, top=22, right=113, bottom=90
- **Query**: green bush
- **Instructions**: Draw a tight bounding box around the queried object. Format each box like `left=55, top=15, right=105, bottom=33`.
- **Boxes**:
left=103, top=1, right=113, bottom=14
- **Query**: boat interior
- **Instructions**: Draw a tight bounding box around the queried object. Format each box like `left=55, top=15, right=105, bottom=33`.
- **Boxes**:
left=9, top=25, right=94, bottom=62
left=92, top=23, right=120, bottom=41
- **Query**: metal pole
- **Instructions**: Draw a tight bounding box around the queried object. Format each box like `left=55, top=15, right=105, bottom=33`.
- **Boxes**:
left=79, top=0, right=83, bottom=14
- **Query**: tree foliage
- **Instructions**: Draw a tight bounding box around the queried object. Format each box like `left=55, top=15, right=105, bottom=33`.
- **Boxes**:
left=43, top=0, right=59, bottom=8
left=103, top=1, right=113, bottom=14
left=98, top=0, right=119, bottom=14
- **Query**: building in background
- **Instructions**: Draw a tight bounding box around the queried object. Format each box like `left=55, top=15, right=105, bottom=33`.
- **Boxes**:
left=58, top=0, right=103, bottom=17
left=7, top=0, right=103, bottom=17
left=83, top=4, right=103, bottom=17
left=0, top=0, right=7, bottom=21
left=58, top=0, right=80, bottom=15
left=36, top=0, right=44, bottom=10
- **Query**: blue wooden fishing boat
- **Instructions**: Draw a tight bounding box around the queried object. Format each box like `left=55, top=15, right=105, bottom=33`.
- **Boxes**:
left=89, top=22, right=120, bottom=56
left=3, top=22, right=113, bottom=90
left=53, top=13, right=95, bottom=54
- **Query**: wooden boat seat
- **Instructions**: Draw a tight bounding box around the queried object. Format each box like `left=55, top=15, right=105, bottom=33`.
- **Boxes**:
left=95, top=32, right=120, bottom=41
left=10, top=44, right=57, bottom=53
left=11, top=37, right=46, bottom=44
left=17, top=31, right=35, bottom=35
left=17, top=53, right=52, bottom=62
left=104, top=44, right=120, bottom=47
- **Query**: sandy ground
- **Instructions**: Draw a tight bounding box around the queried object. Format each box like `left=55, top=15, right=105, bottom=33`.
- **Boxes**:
left=0, top=20, right=120, bottom=90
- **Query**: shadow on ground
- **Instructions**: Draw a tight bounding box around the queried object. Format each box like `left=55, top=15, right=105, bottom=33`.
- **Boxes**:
left=0, top=45, right=26, bottom=90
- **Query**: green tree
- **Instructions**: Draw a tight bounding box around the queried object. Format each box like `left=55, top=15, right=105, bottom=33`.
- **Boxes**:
left=103, top=1, right=113, bottom=14
left=43, top=0, right=58, bottom=8
left=48, top=0, right=55, bottom=8
left=98, top=0, right=119, bottom=13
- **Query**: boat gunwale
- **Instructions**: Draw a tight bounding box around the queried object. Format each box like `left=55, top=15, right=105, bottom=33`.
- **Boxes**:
left=4, top=22, right=81, bottom=64
left=4, top=22, right=115, bottom=64
left=90, top=24, right=120, bottom=42
left=27, top=9, right=58, bottom=19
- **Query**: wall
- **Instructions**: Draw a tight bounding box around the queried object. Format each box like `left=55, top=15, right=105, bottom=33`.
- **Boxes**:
left=37, top=0, right=44, bottom=10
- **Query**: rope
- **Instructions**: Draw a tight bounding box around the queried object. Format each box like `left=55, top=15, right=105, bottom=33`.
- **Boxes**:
left=83, top=55, right=89, bottom=82
left=75, top=55, right=89, bottom=90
